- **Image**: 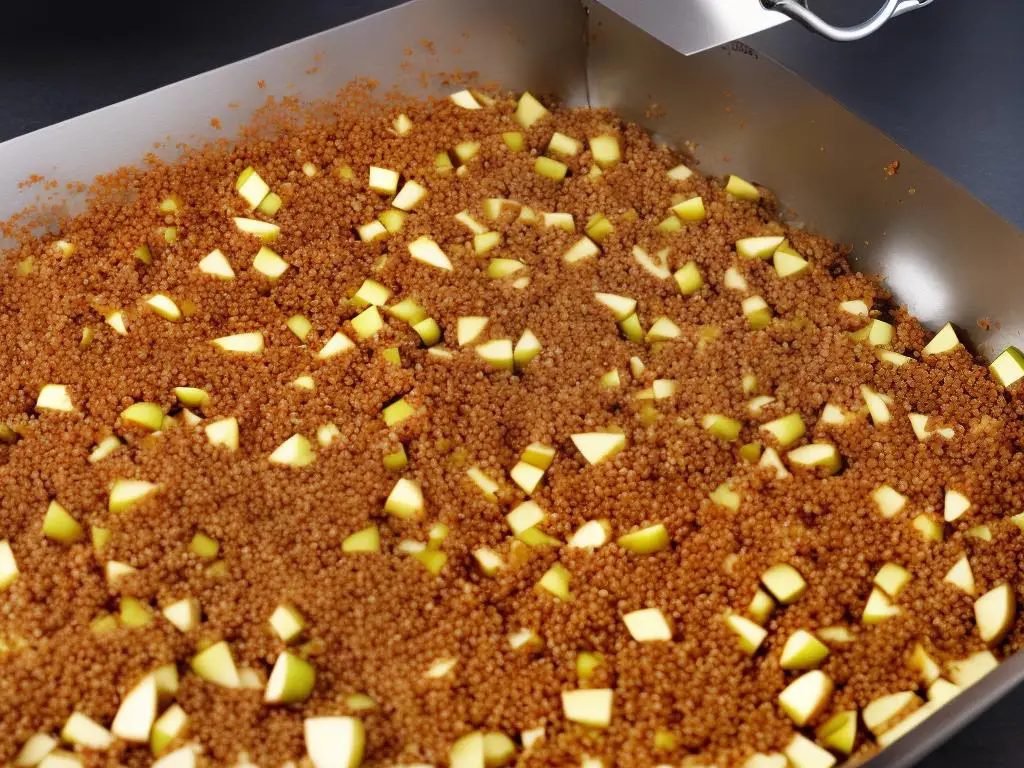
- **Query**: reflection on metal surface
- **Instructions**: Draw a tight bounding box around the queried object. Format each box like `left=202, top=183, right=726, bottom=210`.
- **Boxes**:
left=595, top=0, right=788, bottom=55
left=883, top=242, right=950, bottom=320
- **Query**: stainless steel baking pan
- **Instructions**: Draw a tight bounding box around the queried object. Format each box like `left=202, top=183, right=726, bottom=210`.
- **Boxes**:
left=2, top=0, right=1022, bottom=764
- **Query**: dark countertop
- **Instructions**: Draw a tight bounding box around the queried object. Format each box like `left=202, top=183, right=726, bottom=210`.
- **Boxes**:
left=1, top=1, right=1021, bottom=765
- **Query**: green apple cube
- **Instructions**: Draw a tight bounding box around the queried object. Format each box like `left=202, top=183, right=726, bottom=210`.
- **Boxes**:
left=758, top=447, right=788, bottom=478
left=476, top=339, right=514, bottom=370
left=725, top=175, right=760, bottom=201
left=534, top=156, right=568, bottom=182
left=109, top=479, right=159, bottom=513
left=548, top=132, right=581, bottom=156
left=748, top=589, right=775, bottom=624
left=151, top=704, right=188, bottom=755
left=145, top=293, right=182, bottom=322
left=304, top=715, right=365, bottom=768
left=726, top=614, right=767, bottom=655
left=913, top=514, right=944, bottom=543
left=736, top=236, right=784, bottom=260
left=944, top=489, right=971, bottom=522
left=631, top=246, right=671, bottom=279
left=872, top=485, right=907, bottom=518
left=515, top=92, right=549, bottom=128
left=521, top=442, right=555, bottom=470
left=585, top=213, right=614, bottom=242
left=859, top=385, right=891, bottom=425
left=13, top=733, right=58, bottom=767
left=473, top=231, right=502, bottom=255
left=563, top=236, right=599, bottom=264
left=342, top=525, right=380, bottom=554
left=874, top=563, right=912, bottom=597
left=589, top=135, right=620, bottom=167
left=236, top=167, right=269, bottom=208
left=741, top=296, right=772, bottom=329
left=571, top=432, right=626, bottom=465
left=507, top=501, right=546, bottom=534
left=784, top=734, right=836, bottom=768
left=562, top=689, right=613, bottom=727
left=671, top=196, right=706, bottom=222
left=162, top=598, right=199, bottom=632
left=385, top=478, right=424, bottom=519
left=862, top=588, right=900, bottom=624
left=618, top=313, right=644, bottom=343
left=473, top=548, right=504, bottom=576
left=761, top=563, right=807, bottom=604
left=778, top=670, right=833, bottom=726
left=510, top=462, right=545, bottom=495
left=674, top=262, right=703, bottom=296
left=514, top=330, right=542, bottom=369
left=816, top=710, right=857, bottom=755
left=701, top=413, right=741, bottom=441
left=863, top=691, right=920, bottom=735
left=990, top=347, right=1024, bottom=387
left=502, top=132, right=525, bottom=151
left=594, top=292, right=637, bottom=321
left=42, top=501, right=83, bottom=544
left=910, top=644, right=941, bottom=684
left=61, top=712, right=113, bottom=749
left=265, top=651, right=315, bottom=704
left=786, top=443, right=841, bottom=475
left=517, top=527, right=561, bottom=547
left=922, top=322, right=960, bottom=355
left=203, top=418, right=238, bottom=451
left=211, top=331, right=264, bottom=354
left=974, top=583, right=1015, bottom=645
left=465, top=467, right=499, bottom=501
left=568, top=520, right=611, bottom=549
left=780, top=630, right=830, bottom=670
left=622, top=608, right=672, bottom=642
left=646, top=316, right=682, bottom=342
left=190, top=641, right=240, bottom=688
left=616, top=524, right=669, bottom=554
left=773, top=247, right=809, bottom=278
left=270, top=604, right=306, bottom=643
left=656, top=215, right=682, bottom=233
left=407, top=236, right=452, bottom=271
left=508, top=628, right=543, bottom=651
left=111, top=674, right=157, bottom=742
left=538, top=563, right=571, bottom=600
left=269, top=435, right=315, bottom=468
left=710, top=483, right=741, bottom=511
left=948, top=650, right=999, bottom=687
left=392, top=180, right=427, bottom=212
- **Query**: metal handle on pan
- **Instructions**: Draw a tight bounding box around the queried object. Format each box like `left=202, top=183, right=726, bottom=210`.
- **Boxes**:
left=762, top=0, right=934, bottom=42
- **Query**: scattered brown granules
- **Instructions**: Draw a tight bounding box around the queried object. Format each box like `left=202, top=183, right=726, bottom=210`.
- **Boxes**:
left=884, top=160, right=900, bottom=177
left=3, top=90, right=1024, bottom=768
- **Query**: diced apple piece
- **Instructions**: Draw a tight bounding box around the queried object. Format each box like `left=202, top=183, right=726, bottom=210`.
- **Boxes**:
left=840, top=299, right=870, bottom=316
left=385, top=478, right=424, bottom=520
left=120, top=402, right=164, bottom=432
left=784, top=734, right=836, bottom=768
left=743, top=753, right=787, bottom=768
left=585, top=213, right=614, bottom=242
left=874, top=563, right=912, bottom=597
left=350, top=306, right=383, bottom=340
left=817, top=626, right=854, bottom=645
left=872, top=485, right=907, bottom=518
left=748, top=589, right=775, bottom=624
left=927, top=678, right=961, bottom=705
left=622, top=608, right=672, bottom=642
left=726, top=614, right=768, bottom=655
left=40, top=500, right=83, bottom=544
left=236, top=167, right=270, bottom=208
left=975, top=583, right=1015, bottom=645
left=760, top=413, right=805, bottom=447
left=616, top=524, right=669, bottom=554
left=589, top=135, right=620, bottom=168
left=268, top=434, right=314, bottom=468
left=304, top=716, right=365, bottom=768
left=258, top=190, right=283, bottom=216
left=594, top=293, right=636, bottom=321
left=909, top=644, right=941, bottom=684
left=39, top=753, right=83, bottom=768
left=472, top=231, right=502, bottom=255
left=923, top=322, right=960, bottom=355
left=515, top=92, right=549, bottom=128
left=780, top=630, right=830, bottom=670
left=568, top=520, right=611, bottom=549
left=476, top=339, right=514, bottom=370
left=674, top=261, right=703, bottom=296
left=617, top=313, right=643, bottom=343
left=162, top=598, right=199, bottom=632
left=407, top=236, right=452, bottom=271
left=120, top=597, right=153, bottom=627
left=202, top=417, right=238, bottom=451
left=990, top=347, right=1024, bottom=387
left=880, top=350, right=913, bottom=366
left=109, top=479, right=159, bottom=513
left=671, top=196, right=706, bottom=222
left=948, top=651, right=999, bottom=687
left=265, top=651, right=315, bottom=704
left=502, top=131, right=525, bottom=152
left=61, top=712, right=113, bottom=749
left=647, top=316, right=682, bottom=341
left=455, top=211, right=487, bottom=235
left=562, top=689, right=612, bottom=728
left=368, top=166, right=399, bottom=195
left=151, top=704, right=188, bottom=755
left=191, top=641, right=240, bottom=688
left=571, top=432, right=626, bottom=465
left=466, top=467, right=499, bottom=501
left=943, top=489, right=971, bottom=522
left=13, top=733, right=57, bottom=767
left=342, top=525, right=380, bottom=554
left=382, top=398, right=415, bottom=427
left=850, top=319, right=894, bottom=347
left=710, top=482, right=741, bottom=510
left=535, top=156, right=568, bottom=181
left=449, top=89, right=482, bottom=109
left=105, top=310, right=129, bottom=335
left=473, top=547, right=503, bottom=576
left=548, top=132, right=581, bottom=156
left=778, top=670, right=833, bottom=726
left=725, top=175, right=760, bottom=201
left=143, top=293, right=182, bottom=323
left=944, top=554, right=975, bottom=595
left=563, top=236, right=599, bottom=264
left=36, top=384, right=74, bottom=413
left=510, top=462, right=544, bottom=495
left=356, top=221, right=387, bottom=242
left=863, top=691, right=921, bottom=736
left=252, top=246, right=289, bottom=280
left=507, top=501, right=546, bottom=534
left=816, top=710, right=857, bottom=755
left=212, top=331, right=264, bottom=354
left=862, top=588, right=900, bottom=624
left=233, top=217, right=280, bottom=243
left=190, top=532, right=218, bottom=559
left=758, top=447, right=789, bottom=479
left=538, top=563, right=571, bottom=600
left=106, top=560, right=136, bottom=582
left=270, top=604, right=306, bottom=643
left=666, top=164, right=693, bottom=181
left=747, top=395, right=775, bottom=415
left=761, top=563, right=807, bottom=604
left=632, top=245, right=671, bottom=279
left=774, top=246, right=809, bottom=278
left=736, top=236, right=784, bottom=260
left=391, top=180, right=427, bottom=212
left=859, top=385, right=891, bottom=425
left=787, top=443, right=841, bottom=474
left=913, top=514, right=944, bottom=543
left=315, top=332, right=356, bottom=361
left=111, top=674, right=157, bottom=743
left=449, top=731, right=485, bottom=768
left=742, top=296, right=772, bottom=330
left=723, top=266, right=749, bottom=292
left=656, top=215, right=682, bottom=233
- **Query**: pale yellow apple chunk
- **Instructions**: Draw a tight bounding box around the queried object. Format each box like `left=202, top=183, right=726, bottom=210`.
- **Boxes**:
left=562, top=689, right=613, bottom=728
left=778, top=670, right=833, bottom=726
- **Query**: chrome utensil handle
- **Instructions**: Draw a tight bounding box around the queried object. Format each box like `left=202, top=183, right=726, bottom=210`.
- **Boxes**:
left=763, top=0, right=934, bottom=42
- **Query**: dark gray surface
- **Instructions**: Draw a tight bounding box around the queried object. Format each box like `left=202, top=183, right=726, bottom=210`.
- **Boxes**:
left=1, top=1, right=1021, bottom=765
